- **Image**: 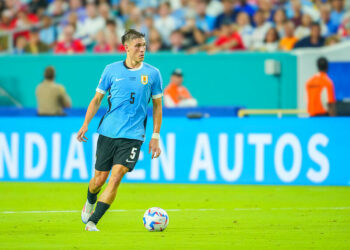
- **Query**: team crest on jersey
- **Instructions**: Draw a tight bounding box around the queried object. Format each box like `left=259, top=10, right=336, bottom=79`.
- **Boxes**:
left=141, top=75, right=148, bottom=85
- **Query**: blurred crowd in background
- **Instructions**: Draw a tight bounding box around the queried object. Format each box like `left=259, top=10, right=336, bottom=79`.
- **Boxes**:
left=1, top=0, right=350, bottom=54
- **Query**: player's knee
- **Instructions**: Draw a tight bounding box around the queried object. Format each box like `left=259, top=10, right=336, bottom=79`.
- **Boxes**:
left=109, top=167, right=127, bottom=185
left=94, top=176, right=106, bottom=188
left=109, top=174, right=123, bottom=187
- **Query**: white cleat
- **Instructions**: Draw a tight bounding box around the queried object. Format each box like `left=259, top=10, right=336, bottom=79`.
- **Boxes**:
left=81, top=201, right=94, bottom=224
left=85, top=221, right=99, bottom=231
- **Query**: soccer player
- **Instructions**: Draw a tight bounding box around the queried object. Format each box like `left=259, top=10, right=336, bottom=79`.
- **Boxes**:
left=77, top=29, right=163, bottom=231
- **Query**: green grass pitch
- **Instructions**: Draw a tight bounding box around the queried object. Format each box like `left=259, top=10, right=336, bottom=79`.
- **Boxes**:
left=0, top=183, right=349, bottom=249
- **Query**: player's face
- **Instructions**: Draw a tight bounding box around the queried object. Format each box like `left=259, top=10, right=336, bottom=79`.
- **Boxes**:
left=126, top=38, right=146, bottom=63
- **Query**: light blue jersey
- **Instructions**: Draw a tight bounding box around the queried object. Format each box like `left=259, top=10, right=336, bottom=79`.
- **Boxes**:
left=96, top=61, right=163, bottom=141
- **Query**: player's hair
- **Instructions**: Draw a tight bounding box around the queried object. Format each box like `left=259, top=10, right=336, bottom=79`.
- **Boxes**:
left=44, top=66, right=55, bottom=80
left=317, top=57, right=328, bottom=72
left=121, top=29, right=145, bottom=45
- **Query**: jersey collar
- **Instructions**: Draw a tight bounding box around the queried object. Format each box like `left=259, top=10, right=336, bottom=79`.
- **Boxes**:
left=123, top=61, right=143, bottom=71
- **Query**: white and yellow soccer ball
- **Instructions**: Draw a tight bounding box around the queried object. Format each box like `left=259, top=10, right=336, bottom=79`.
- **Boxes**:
left=143, top=207, right=169, bottom=232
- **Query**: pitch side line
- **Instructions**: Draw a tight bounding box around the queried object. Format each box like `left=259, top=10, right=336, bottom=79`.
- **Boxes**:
left=1, top=207, right=350, bottom=215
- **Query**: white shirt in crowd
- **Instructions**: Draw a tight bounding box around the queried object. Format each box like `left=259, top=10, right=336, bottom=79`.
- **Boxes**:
left=155, top=15, right=177, bottom=45
left=250, top=22, right=272, bottom=50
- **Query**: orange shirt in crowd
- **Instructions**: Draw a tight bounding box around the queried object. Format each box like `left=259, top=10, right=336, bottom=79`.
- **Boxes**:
left=306, top=72, right=336, bottom=116
left=164, top=82, right=192, bottom=105
left=279, top=37, right=298, bottom=51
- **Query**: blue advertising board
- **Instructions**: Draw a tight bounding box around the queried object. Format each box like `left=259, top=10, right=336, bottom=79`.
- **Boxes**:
left=0, top=117, right=349, bottom=185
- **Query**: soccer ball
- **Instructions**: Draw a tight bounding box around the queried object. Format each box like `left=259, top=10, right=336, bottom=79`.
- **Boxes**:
left=143, top=207, right=169, bottom=232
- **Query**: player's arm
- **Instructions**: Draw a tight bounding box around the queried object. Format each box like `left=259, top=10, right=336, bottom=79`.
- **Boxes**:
left=327, top=80, right=337, bottom=117
left=149, top=97, right=162, bottom=159
left=77, top=92, right=104, bottom=142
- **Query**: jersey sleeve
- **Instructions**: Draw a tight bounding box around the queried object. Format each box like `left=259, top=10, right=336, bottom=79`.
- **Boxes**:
left=96, top=65, right=112, bottom=94
left=152, top=69, right=163, bottom=99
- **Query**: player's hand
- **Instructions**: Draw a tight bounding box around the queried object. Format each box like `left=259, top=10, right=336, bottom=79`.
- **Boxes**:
left=149, top=138, right=161, bottom=159
left=77, top=125, right=88, bottom=142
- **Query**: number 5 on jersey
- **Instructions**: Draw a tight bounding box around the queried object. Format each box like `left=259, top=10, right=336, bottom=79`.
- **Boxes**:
left=130, top=92, right=135, bottom=104
left=130, top=147, right=137, bottom=159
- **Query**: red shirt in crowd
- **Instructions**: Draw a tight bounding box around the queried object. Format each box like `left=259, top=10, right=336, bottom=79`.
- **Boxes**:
left=54, top=40, right=85, bottom=54
left=93, top=44, right=112, bottom=53
left=214, top=32, right=245, bottom=50
left=116, top=44, right=125, bottom=52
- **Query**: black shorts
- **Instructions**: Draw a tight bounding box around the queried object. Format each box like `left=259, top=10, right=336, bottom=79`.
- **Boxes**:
left=95, top=135, right=143, bottom=172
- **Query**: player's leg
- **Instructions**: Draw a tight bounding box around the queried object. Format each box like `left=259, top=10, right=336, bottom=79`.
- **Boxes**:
left=81, top=170, right=109, bottom=224
left=85, top=164, right=128, bottom=231
left=97, top=164, right=128, bottom=204
left=85, top=139, right=142, bottom=231
left=82, top=135, right=115, bottom=225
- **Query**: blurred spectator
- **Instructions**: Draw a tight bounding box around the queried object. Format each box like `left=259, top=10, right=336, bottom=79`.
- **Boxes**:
left=305, top=57, right=336, bottom=117
left=180, top=9, right=206, bottom=48
left=39, top=15, right=57, bottom=46
left=148, top=28, right=168, bottom=52
left=329, top=0, right=345, bottom=34
left=325, top=34, right=341, bottom=45
left=338, top=21, right=350, bottom=41
left=15, top=6, right=39, bottom=29
left=57, top=12, right=83, bottom=40
left=93, top=31, right=112, bottom=53
left=116, top=0, right=134, bottom=23
left=154, top=1, right=177, bottom=45
left=273, top=8, right=287, bottom=37
left=295, top=13, right=312, bottom=39
left=251, top=9, right=272, bottom=50
left=164, top=69, right=197, bottom=107
left=79, top=3, right=105, bottom=46
left=191, top=21, right=244, bottom=53
left=13, top=36, right=27, bottom=54
left=172, top=0, right=191, bottom=28
left=236, top=11, right=253, bottom=48
left=206, top=0, right=224, bottom=17
left=36, top=66, right=72, bottom=116
left=54, top=24, right=85, bottom=53
left=98, top=2, right=112, bottom=21
left=0, top=35, right=8, bottom=51
left=106, top=32, right=125, bottom=52
left=63, top=0, right=87, bottom=24
left=195, top=0, right=215, bottom=34
left=279, top=20, right=298, bottom=51
left=260, top=27, right=280, bottom=51
left=142, top=14, right=155, bottom=40
left=294, top=22, right=325, bottom=48
left=47, top=0, right=69, bottom=18
left=136, top=0, right=159, bottom=11
left=213, top=0, right=237, bottom=32
left=169, top=29, right=187, bottom=52
left=289, top=0, right=303, bottom=27
left=28, top=0, right=48, bottom=17
left=125, top=6, right=140, bottom=30
left=320, top=3, right=332, bottom=36
left=104, top=18, right=124, bottom=45
left=258, top=0, right=274, bottom=22
left=0, top=9, right=16, bottom=30
left=234, top=0, right=257, bottom=18
left=209, top=22, right=244, bottom=53
left=24, top=28, right=50, bottom=53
